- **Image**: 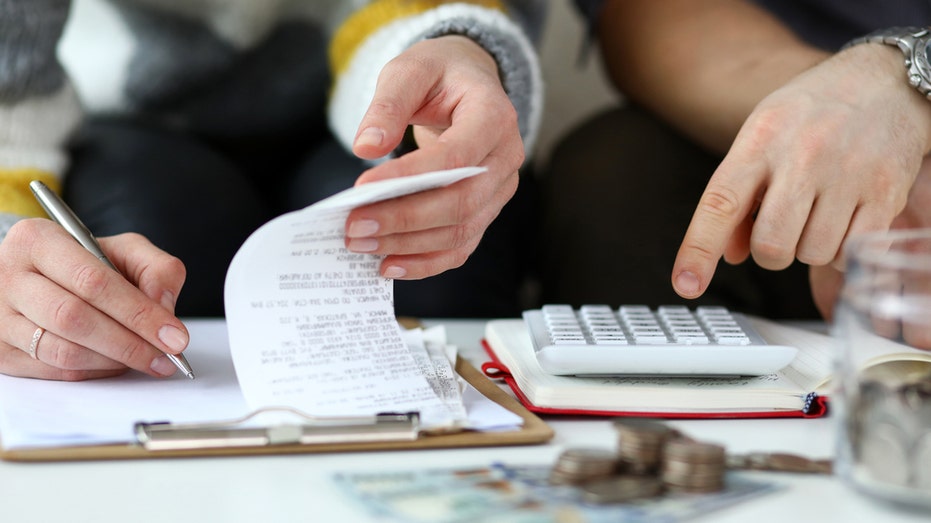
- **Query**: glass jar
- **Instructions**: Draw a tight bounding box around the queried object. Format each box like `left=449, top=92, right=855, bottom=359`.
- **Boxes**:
left=834, top=229, right=931, bottom=509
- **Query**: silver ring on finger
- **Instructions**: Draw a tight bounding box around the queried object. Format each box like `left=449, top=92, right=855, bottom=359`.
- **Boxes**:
left=28, top=327, right=45, bottom=360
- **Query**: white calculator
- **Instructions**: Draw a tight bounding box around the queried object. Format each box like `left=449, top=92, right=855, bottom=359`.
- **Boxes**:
left=522, top=304, right=798, bottom=377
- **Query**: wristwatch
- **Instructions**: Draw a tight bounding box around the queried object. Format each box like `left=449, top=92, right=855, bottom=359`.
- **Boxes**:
left=842, top=26, right=931, bottom=100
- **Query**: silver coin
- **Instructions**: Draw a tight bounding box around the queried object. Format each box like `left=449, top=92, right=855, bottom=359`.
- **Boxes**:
left=550, top=447, right=620, bottom=485
left=663, top=439, right=726, bottom=464
left=911, top=431, right=931, bottom=490
left=580, top=475, right=665, bottom=504
left=860, top=421, right=909, bottom=486
left=615, top=418, right=676, bottom=473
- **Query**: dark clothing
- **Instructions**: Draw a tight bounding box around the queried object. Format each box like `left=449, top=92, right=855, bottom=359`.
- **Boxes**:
left=751, top=0, right=931, bottom=49
left=573, top=0, right=931, bottom=48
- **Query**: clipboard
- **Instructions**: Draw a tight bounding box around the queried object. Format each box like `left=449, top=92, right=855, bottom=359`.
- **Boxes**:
left=0, top=356, right=554, bottom=462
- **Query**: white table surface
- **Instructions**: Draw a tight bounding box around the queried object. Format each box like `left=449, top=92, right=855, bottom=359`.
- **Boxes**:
left=1, top=318, right=929, bottom=523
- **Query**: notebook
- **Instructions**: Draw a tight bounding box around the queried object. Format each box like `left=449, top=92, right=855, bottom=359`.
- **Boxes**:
left=481, top=316, right=840, bottom=419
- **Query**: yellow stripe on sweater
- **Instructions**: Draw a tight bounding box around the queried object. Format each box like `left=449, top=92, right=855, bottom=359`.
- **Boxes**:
left=329, top=0, right=504, bottom=76
left=0, top=169, right=61, bottom=218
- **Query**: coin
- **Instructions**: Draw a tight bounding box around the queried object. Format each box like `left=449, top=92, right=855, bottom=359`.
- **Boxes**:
left=614, top=418, right=676, bottom=474
left=661, top=439, right=726, bottom=493
left=913, top=432, right=931, bottom=490
left=549, top=447, right=619, bottom=485
left=859, top=421, right=909, bottom=486
left=726, top=452, right=833, bottom=474
left=580, top=475, right=665, bottom=504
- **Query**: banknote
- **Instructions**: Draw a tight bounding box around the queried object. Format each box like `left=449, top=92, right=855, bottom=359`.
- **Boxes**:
left=332, top=463, right=780, bottom=523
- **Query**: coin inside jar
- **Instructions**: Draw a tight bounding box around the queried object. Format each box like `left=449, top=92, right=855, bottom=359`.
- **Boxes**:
left=859, top=421, right=910, bottom=487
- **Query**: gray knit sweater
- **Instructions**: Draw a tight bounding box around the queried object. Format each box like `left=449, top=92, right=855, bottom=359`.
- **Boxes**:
left=0, top=0, right=545, bottom=237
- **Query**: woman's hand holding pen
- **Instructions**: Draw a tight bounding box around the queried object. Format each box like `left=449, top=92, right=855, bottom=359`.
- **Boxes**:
left=0, top=219, right=190, bottom=381
left=345, top=35, right=525, bottom=280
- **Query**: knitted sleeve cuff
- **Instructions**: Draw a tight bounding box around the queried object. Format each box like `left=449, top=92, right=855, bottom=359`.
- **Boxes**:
left=419, top=8, right=543, bottom=156
left=328, top=3, right=543, bottom=161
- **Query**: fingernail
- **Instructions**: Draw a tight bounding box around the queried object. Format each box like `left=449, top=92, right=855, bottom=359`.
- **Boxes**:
left=675, top=271, right=701, bottom=297
left=383, top=266, right=406, bottom=279
left=150, top=355, right=177, bottom=377
left=158, top=324, right=188, bottom=352
left=347, top=238, right=379, bottom=252
left=355, top=127, right=385, bottom=148
left=347, top=219, right=379, bottom=238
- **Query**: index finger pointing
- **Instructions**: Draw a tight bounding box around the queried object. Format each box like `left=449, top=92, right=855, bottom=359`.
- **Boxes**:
left=672, top=161, right=764, bottom=298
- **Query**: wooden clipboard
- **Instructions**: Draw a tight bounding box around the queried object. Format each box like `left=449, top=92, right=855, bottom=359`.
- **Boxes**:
left=0, top=356, right=553, bottom=462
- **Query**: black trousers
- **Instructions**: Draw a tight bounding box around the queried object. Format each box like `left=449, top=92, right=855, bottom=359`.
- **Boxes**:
left=537, top=104, right=820, bottom=320
left=64, top=116, right=537, bottom=319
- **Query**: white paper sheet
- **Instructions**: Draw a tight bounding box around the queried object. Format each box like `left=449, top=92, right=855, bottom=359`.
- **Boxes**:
left=0, top=321, right=521, bottom=449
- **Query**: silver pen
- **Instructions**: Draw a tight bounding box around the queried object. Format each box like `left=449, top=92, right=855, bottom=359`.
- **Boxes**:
left=29, top=180, right=195, bottom=379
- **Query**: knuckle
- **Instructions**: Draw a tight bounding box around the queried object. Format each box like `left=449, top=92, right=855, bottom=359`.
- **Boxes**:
left=50, top=295, right=93, bottom=337
left=124, top=301, right=155, bottom=333
left=122, top=231, right=148, bottom=243
left=141, top=253, right=187, bottom=293
left=495, top=100, right=520, bottom=131
left=511, top=145, right=526, bottom=170
left=71, top=263, right=111, bottom=301
left=162, top=254, right=187, bottom=277
left=455, top=191, right=484, bottom=226
left=44, top=339, right=82, bottom=370
left=116, top=337, right=152, bottom=367
left=697, top=186, right=743, bottom=222
left=5, top=218, right=42, bottom=245
left=445, top=226, right=467, bottom=251
left=449, top=222, right=481, bottom=250
left=439, top=145, right=473, bottom=171
left=500, top=170, right=520, bottom=199
left=366, top=98, right=406, bottom=123
left=740, top=107, right=783, bottom=148
left=682, top=242, right=720, bottom=265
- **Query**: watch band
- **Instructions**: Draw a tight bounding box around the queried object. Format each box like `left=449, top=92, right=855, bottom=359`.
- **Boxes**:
left=842, top=26, right=931, bottom=100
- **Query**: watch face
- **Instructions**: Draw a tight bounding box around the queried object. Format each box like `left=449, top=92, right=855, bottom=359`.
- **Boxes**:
left=920, top=38, right=931, bottom=77
left=914, top=37, right=931, bottom=91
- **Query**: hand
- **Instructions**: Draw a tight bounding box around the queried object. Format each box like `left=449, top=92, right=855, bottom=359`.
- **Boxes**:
left=343, top=35, right=524, bottom=279
left=671, top=44, right=931, bottom=300
left=0, top=219, right=189, bottom=380
left=810, top=154, right=931, bottom=321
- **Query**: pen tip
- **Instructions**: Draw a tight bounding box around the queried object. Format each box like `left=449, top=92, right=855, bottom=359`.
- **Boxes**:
left=187, top=372, right=196, bottom=380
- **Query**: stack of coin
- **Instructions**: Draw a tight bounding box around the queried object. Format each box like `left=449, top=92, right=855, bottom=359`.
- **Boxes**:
left=613, top=418, right=676, bottom=474
left=549, top=447, right=620, bottom=485
left=552, top=417, right=837, bottom=505
left=661, top=438, right=727, bottom=493
left=579, top=475, right=665, bottom=504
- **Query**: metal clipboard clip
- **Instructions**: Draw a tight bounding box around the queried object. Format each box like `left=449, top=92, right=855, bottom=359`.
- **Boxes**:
left=134, top=407, right=420, bottom=451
